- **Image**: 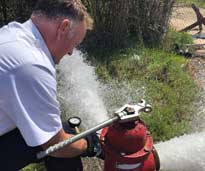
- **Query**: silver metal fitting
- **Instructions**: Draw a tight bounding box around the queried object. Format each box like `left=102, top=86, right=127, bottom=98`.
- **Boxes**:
left=115, top=99, right=152, bottom=123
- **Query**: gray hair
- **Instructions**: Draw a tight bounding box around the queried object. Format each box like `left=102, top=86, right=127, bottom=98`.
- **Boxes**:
left=33, top=0, right=93, bottom=29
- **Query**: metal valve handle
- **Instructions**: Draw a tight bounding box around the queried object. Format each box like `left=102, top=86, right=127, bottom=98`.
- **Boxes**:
left=36, top=99, right=152, bottom=159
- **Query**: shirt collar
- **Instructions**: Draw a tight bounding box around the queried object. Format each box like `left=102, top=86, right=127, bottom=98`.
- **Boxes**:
left=22, top=19, right=55, bottom=67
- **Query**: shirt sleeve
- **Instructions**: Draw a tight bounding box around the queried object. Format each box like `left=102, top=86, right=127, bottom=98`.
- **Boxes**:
left=3, top=64, right=62, bottom=147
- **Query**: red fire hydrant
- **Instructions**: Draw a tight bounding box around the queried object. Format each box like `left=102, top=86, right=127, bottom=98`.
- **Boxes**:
left=100, top=119, right=160, bottom=171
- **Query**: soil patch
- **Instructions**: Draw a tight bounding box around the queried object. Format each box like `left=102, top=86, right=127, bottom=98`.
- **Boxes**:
left=170, top=6, right=205, bottom=46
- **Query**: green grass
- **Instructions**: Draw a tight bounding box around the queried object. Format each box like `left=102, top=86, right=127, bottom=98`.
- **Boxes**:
left=96, top=47, right=198, bottom=142
left=163, top=28, right=193, bottom=53
left=20, top=163, right=45, bottom=171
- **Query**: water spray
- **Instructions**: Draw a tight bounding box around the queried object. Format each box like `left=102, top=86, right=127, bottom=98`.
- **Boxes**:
left=155, top=132, right=205, bottom=171
left=57, top=51, right=108, bottom=128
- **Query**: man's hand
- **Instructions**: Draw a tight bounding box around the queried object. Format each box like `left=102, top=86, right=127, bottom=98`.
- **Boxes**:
left=41, top=129, right=87, bottom=158
left=82, top=132, right=103, bottom=158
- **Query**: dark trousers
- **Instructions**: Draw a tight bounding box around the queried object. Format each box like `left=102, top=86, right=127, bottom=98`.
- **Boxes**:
left=0, top=123, right=83, bottom=171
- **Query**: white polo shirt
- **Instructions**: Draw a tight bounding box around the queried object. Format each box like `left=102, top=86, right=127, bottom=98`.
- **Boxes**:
left=0, top=19, right=62, bottom=146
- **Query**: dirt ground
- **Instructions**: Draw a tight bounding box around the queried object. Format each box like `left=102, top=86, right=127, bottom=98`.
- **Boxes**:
left=170, top=6, right=205, bottom=45
left=170, top=5, right=205, bottom=88
left=170, top=6, right=205, bottom=134
left=171, top=6, right=205, bottom=56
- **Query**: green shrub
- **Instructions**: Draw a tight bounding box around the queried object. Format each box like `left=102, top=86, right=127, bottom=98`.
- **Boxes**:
left=163, top=28, right=193, bottom=53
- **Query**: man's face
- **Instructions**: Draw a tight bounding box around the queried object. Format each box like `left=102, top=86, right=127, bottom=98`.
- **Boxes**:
left=66, top=21, right=87, bottom=55
left=54, top=20, right=87, bottom=64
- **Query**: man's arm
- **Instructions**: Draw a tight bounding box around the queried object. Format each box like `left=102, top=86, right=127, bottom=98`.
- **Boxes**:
left=41, top=128, right=87, bottom=158
left=2, top=64, right=87, bottom=158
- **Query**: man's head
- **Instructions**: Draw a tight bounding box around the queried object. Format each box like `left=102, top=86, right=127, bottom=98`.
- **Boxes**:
left=31, top=0, right=93, bottom=64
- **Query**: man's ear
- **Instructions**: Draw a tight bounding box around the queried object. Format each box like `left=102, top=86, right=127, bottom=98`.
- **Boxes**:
left=57, top=19, right=71, bottom=40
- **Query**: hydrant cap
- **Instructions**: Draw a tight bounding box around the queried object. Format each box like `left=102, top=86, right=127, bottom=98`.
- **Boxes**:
left=106, top=121, right=148, bottom=153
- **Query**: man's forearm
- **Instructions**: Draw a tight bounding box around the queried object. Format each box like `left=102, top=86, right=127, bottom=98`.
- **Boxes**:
left=41, top=129, right=87, bottom=158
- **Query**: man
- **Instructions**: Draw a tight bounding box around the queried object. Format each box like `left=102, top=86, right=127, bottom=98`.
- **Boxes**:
left=0, top=0, right=98, bottom=170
